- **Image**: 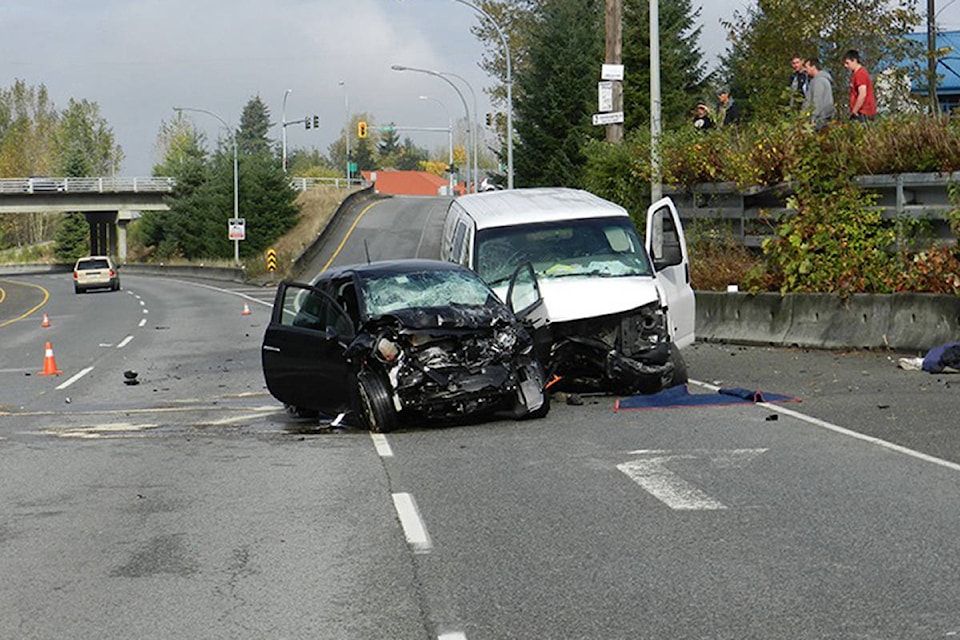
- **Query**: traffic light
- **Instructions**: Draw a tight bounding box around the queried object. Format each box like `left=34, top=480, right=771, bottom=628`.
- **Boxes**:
left=357, top=121, right=368, bottom=139
left=313, top=115, right=320, bottom=128
left=304, top=116, right=311, bottom=130
left=485, top=112, right=493, bottom=127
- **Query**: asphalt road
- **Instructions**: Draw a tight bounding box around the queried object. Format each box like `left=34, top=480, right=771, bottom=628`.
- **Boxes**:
left=3, top=196, right=960, bottom=638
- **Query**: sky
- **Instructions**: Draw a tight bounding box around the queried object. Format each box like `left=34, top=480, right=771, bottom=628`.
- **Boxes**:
left=2, top=0, right=958, bottom=176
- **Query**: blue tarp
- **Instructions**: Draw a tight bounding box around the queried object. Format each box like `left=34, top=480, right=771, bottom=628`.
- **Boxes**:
left=615, top=385, right=800, bottom=410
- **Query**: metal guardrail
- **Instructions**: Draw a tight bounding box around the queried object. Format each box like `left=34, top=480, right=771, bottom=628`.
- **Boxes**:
left=0, top=175, right=361, bottom=195
left=0, top=176, right=176, bottom=194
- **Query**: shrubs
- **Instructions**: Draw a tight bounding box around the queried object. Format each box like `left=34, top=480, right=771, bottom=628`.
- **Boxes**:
left=584, top=113, right=960, bottom=294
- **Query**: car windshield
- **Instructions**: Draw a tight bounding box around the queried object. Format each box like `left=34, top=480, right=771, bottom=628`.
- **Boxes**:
left=476, top=217, right=652, bottom=286
left=358, top=268, right=499, bottom=316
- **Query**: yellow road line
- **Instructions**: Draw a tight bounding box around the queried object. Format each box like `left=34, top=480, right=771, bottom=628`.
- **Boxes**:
left=0, top=278, right=49, bottom=328
left=321, top=200, right=382, bottom=272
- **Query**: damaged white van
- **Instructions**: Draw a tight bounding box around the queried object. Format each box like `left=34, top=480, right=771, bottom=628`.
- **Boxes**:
left=441, top=187, right=695, bottom=395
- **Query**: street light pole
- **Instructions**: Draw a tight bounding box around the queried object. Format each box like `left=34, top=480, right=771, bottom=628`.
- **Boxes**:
left=173, top=105, right=240, bottom=264
left=441, top=71, right=479, bottom=193
left=392, top=64, right=472, bottom=195
left=281, top=88, right=292, bottom=173
left=420, top=95, right=455, bottom=193
left=339, top=80, right=351, bottom=185
left=454, top=0, right=514, bottom=189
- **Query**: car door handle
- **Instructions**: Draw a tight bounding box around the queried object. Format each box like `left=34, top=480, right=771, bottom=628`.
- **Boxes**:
left=262, top=345, right=281, bottom=353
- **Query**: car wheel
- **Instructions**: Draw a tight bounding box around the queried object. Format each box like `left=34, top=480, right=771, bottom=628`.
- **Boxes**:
left=356, top=370, right=397, bottom=433
left=74, top=286, right=82, bottom=294
left=666, top=343, right=688, bottom=388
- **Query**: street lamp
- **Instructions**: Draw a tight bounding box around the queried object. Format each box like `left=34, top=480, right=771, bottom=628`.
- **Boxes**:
left=453, top=0, right=514, bottom=189
left=419, top=95, right=455, bottom=193
left=339, top=80, right=351, bottom=185
left=173, top=105, right=240, bottom=264
left=440, top=71, right=479, bottom=194
left=281, top=88, right=292, bottom=173
left=392, top=64, right=472, bottom=195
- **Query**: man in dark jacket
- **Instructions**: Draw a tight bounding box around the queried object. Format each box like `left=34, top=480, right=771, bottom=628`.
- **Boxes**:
left=717, top=87, right=740, bottom=127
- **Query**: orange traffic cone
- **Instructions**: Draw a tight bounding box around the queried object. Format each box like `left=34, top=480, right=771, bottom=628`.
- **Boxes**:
left=38, top=341, right=63, bottom=376
left=241, top=302, right=251, bottom=316
left=41, top=313, right=51, bottom=328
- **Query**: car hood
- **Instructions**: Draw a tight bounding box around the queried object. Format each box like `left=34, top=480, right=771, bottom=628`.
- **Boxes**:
left=369, top=305, right=514, bottom=331
left=495, top=275, right=661, bottom=323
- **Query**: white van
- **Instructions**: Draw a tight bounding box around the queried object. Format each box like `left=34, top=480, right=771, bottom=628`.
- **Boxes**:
left=441, top=187, right=694, bottom=394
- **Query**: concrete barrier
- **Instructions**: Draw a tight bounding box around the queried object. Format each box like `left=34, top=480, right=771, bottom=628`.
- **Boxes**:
left=696, top=291, right=960, bottom=352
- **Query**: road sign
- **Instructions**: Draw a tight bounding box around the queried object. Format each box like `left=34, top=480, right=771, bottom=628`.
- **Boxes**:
left=228, top=217, right=245, bottom=241
left=601, top=64, right=624, bottom=81
left=265, top=248, right=278, bottom=272
left=598, top=81, right=614, bottom=112
left=592, top=111, right=624, bottom=126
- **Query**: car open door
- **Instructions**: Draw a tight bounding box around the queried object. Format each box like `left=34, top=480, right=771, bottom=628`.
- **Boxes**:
left=645, top=197, right=695, bottom=348
left=505, top=262, right=552, bottom=362
left=261, top=282, right=354, bottom=414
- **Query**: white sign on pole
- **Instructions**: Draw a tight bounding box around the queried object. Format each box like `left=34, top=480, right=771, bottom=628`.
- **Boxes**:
left=228, top=217, right=246, bottom=241
left=598, top=81, right=614, bottom=112
left=601, top=64, right=624, bottom=81
left=592, top=111, right=624, bottom=126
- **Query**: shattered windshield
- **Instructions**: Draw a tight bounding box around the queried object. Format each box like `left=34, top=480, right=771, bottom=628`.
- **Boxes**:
left=476, top=217, right=653, bottom=286
left=358, top=268, right=498, bottom=316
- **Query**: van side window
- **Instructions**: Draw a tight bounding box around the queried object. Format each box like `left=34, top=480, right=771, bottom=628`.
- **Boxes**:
left=452, top=221, right=470, bottom=266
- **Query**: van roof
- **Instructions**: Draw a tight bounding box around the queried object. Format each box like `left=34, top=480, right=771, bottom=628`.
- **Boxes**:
left=454, top=187, right=628, bottom=229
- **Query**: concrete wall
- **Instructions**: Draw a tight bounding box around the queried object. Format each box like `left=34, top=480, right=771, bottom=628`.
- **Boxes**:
left=697, top=291, right=960, bottom=352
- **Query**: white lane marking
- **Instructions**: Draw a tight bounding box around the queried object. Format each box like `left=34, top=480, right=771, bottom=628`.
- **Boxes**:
left=139, top=299, right=145, bottom=306
left=371, top=432, right=393, bottom=457
left=690, top=378, right=960, bottom=474
left=116, top=335, right=134, bottom=349
left=138, top=318, right=146, bottom=327
left=392, top=492, right=432, bottom=553
left=618, top=454, right=727, bottom=510
left=55, top=366, right=94, bottom=390
left=142, top=309, right=148, bottom=314
left=438, top=633, right=468, bottom=640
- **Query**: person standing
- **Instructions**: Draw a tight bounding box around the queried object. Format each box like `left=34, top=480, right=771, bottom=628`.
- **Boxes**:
left=789, top=54, right=808, bottom=98
left=692, top=102, right=714, bottom=131
left=843, top=49, right=876, bottom=123
left=717, top=87, right=740, bottom=127
left=802, top=57, right=835, bottom=131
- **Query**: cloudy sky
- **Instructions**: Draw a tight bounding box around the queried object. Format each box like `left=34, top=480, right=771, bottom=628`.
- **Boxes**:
left=2, top=0, right=957, bottom=176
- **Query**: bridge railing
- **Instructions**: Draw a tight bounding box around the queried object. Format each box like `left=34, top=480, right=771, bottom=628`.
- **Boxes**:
left=0, top=176, right=176, bottom=194
left=1, top=175, right=361, bottom=195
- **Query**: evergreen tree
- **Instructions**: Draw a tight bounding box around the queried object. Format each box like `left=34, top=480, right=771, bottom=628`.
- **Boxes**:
left=237, top=95, right=273, bottom=156
left=53, top=213, right=90, bottom=262
left=513, top=0, right=603, bottom=187
left=622, top=0, right=711, bottom=131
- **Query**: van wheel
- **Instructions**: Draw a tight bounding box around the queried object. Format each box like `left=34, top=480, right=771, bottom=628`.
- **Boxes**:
left=356, top=370, right=397, bottom=433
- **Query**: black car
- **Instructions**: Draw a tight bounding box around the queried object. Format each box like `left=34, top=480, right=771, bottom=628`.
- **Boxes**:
left=261, top=259, right=550, bottom=432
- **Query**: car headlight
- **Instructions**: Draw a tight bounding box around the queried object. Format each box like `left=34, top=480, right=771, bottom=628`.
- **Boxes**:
left=375, top=337, right=401, bottom=362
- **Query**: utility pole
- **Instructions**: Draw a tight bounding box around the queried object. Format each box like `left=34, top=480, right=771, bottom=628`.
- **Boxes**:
left=605, top=0, right=623, bottom=143
left=928, top=0, right=940, bottom=113
left=649, top=0, right=662, bottom=202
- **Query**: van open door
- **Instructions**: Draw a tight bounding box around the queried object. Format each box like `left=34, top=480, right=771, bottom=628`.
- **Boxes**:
left=506, top=262, right=552, bottom=364
left=645, top=197, right=695, bottom=348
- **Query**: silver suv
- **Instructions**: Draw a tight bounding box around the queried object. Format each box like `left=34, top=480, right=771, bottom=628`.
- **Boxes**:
left=73, top=256, right=120, bottom=293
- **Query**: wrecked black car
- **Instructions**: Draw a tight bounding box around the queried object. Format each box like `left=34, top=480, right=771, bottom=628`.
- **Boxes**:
left=261, top=259, right=550, bottom=432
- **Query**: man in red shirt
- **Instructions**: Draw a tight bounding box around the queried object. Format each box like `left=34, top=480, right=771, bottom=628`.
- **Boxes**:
left=843, top=49, right=876, bottom=123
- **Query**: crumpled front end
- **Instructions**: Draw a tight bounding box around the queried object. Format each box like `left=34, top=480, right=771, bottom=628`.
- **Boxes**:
left=548, top=301, right=677, bottom=395
left=359, top=313, right=544, bottom=421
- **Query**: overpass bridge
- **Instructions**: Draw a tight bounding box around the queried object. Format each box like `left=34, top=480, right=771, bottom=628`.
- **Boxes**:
left=0, top=176, right=355, bottom=261
left=0, top=176, right=174, bottom=260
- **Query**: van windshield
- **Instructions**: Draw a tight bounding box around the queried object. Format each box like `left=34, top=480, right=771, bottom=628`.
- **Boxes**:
left=476, top=217, right=652, bottom=286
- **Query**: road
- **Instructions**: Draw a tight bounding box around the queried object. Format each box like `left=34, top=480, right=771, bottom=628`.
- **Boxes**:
left=2, top=195, right=960, bottom=638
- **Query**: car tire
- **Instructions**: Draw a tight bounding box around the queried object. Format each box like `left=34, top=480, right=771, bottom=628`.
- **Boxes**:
left=74, top=286, right=82, bottom=294
left=356, top=370, right=397, bottom=433
left=666, top=343, right=689, bottom=388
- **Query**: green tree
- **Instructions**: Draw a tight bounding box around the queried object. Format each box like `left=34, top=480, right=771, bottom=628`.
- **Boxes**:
left=237, top=95, right=273, bottom=156
left=622, top=0, right=711, bottom=131
left=53, top=213, right=90, bottom=262
left=396, top=138, right=430, bottom=171
left=720, top=0, right=922, bottom=119
left=513, top=0, right=603, bottom=187
left=55, top=98, right=123, bottom=175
